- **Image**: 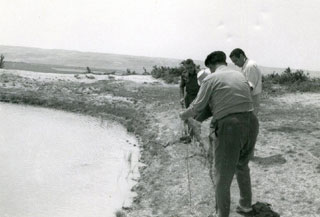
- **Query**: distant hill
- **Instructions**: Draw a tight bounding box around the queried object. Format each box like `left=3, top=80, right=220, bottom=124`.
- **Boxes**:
left=0, top=45, right=193, bottom=74
left=1, top=45, right=319, bottom=77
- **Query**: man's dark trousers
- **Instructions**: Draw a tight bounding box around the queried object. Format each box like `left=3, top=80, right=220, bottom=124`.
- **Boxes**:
left=211, top=111, right=259, bottom=217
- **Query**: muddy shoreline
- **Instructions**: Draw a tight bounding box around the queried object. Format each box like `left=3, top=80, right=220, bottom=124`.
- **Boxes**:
left=1, top=69, right=320, bottom=217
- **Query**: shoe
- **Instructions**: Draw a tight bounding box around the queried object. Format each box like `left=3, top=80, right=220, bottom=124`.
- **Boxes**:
left=236, top=205, right=254, bottom=216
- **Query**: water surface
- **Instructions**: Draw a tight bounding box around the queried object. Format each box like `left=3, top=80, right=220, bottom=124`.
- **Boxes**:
left=0, top=103, right=140, bottom=217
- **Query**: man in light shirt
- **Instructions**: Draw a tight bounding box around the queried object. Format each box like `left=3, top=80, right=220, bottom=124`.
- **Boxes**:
left=229, top=48, right=262, bottom=115
left=180, top=51, right=259, bottom=217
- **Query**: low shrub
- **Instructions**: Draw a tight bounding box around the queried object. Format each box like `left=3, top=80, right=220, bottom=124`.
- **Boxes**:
left=263, top=67, right=310, bottom=84
left=150, top=64, right=200, bottom=84
left=150, top=65, right=184, bottom=84
left=287, top=78, right=320, bottom=92
left=262, top=67, right=320, bottom=93
left=0, top=54, right=4, bottom=68
left=125, top=68, right=136, bottom=75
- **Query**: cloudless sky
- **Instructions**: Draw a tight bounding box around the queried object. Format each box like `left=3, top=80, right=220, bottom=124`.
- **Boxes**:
left=1, top=0, right=320, bottom=70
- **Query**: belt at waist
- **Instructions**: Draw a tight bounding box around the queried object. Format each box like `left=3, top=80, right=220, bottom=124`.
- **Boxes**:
left=210, top=111, right=253, bottom=129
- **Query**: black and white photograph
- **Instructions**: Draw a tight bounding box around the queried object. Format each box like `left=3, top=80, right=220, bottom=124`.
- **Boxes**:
left=0, top=0, right=320, bottom=217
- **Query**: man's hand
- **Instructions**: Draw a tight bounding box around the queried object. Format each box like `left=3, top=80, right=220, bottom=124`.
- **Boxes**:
left=180, top=98, right=185, bottom=107
left=180, top=105, right=196, bottom=121
left=179, top=110, right=187, bottom=121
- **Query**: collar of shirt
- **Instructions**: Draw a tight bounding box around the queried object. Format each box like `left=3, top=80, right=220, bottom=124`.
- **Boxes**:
left=242, top=58, right=249, bottom=71
left=215, top=65, right=227, bottom=72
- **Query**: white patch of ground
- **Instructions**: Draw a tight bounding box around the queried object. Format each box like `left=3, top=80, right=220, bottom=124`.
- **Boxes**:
left=52, top=67, right=85, bottom=72
left=96, top=94, right=134, bottom=103
left=112, top=74, right=163, bottom=84
left=0, top=69, right=165, bottom=84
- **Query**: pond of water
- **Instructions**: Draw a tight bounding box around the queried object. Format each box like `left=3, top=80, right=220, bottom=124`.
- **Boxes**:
left=0, top=103, right=140, bottom=217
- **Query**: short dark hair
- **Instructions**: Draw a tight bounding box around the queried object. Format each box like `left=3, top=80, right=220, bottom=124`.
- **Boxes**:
left=204, top=51, right=227, bottom=67
left=229, top=48, right=246, bottom=58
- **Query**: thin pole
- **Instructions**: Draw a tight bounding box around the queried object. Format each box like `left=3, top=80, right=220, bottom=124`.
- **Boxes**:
left=180, top=120, right=192, bottom=212
left=186, top=129, right=192, bottom=211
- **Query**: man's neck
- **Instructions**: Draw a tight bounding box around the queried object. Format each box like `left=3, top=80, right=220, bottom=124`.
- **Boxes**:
left=215, top=64, right=227, bottom=72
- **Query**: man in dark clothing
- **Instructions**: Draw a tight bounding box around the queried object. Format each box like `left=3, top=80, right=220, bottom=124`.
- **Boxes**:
left=179, top=59, right=200, bottom=142
left=180, top=51, right=259, bottom=217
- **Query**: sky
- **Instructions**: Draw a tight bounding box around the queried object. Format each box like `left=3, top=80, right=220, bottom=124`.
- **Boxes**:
left=1, top=0, right=320, bottom=71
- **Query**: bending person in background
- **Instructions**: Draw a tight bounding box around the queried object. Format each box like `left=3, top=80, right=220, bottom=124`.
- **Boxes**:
left=179, top=59, right=200, bottom=143
left=229, top=48, right=262, bottom=115
left=180, top=59, right=200, bottom=109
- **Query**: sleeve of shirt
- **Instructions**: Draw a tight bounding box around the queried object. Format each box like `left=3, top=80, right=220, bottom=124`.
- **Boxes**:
left=180, top=76, right=186, bottom=88
left=180, top=79, right=213, bottom=120
left=194, top=105, right=212, bottom=122
left=246, top=65, right=260, bottom=89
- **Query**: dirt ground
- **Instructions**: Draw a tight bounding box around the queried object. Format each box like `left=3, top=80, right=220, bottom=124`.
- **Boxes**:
left=127, top=92, right=320, bottom=217
left=1, top=69, right=320, bottom=217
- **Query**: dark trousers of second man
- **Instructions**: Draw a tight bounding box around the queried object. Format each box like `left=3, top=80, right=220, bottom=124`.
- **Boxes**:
left=210, top=111, right=259, bottom=217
